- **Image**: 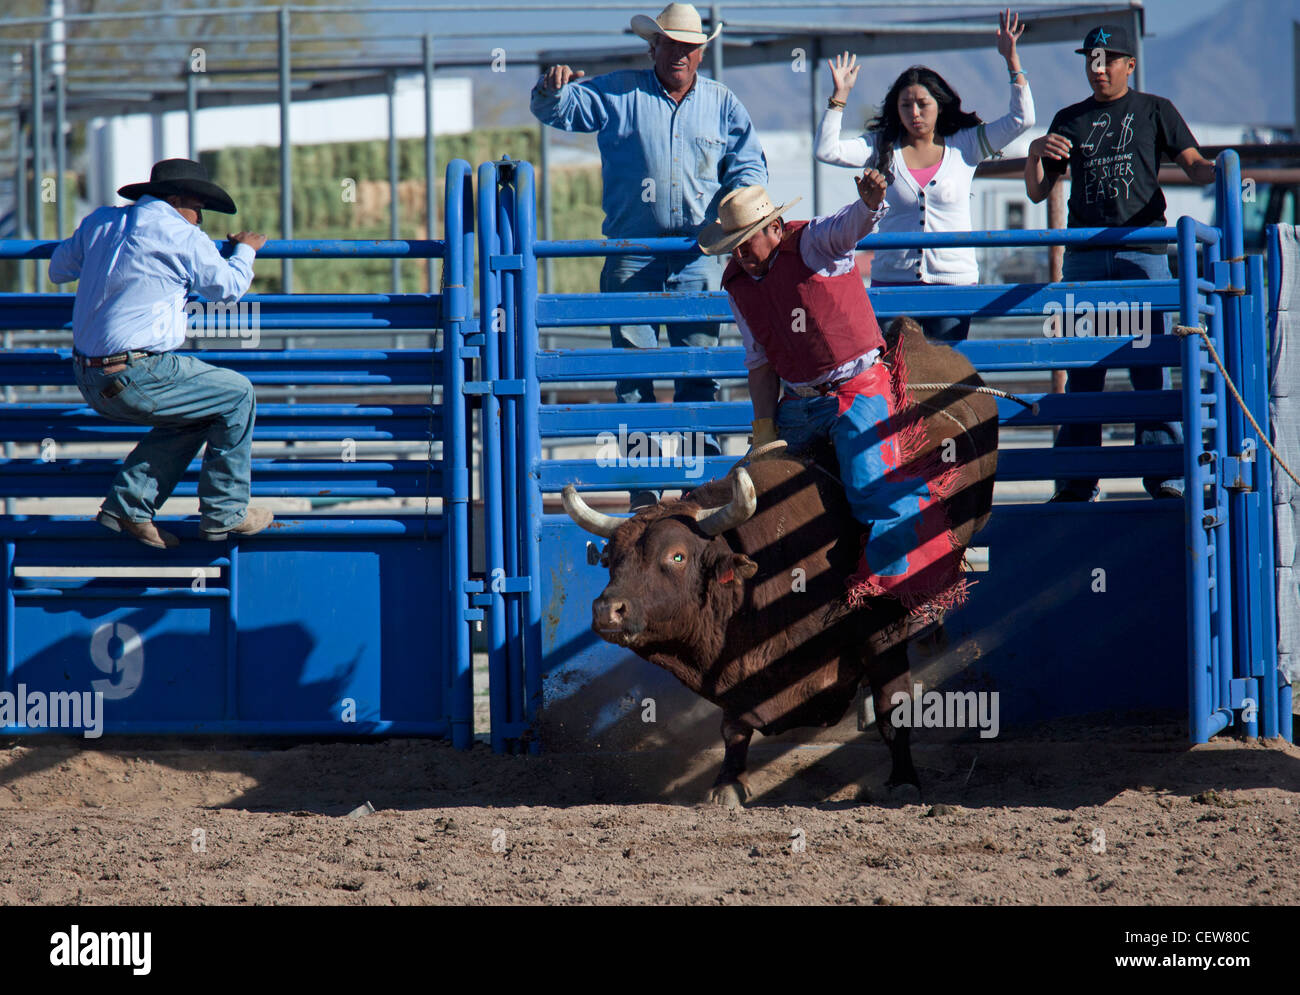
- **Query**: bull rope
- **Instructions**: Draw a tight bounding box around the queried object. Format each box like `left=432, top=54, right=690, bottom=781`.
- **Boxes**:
left=906, top=382, right=1040, bottom=414
left=1172, top=323, right=1300, bottom=487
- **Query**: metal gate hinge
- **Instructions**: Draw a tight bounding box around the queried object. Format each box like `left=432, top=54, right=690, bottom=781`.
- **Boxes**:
left=1222, top=455, right=1254, bottom=491
left=462, top=380, right=525, bottom=396
left=1228, top=678, right=1258, bottom=710
left=487, top=576, right=533, bottom=595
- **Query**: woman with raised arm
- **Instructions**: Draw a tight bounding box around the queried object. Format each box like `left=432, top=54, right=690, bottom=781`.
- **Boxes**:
left=815, top=8, right=1033, bottom=341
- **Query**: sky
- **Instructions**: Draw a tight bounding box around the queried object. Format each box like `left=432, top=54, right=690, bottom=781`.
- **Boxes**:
left=356, top=0, right=1237, bottom=49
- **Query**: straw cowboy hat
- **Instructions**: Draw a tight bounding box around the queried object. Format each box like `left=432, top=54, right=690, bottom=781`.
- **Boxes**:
left=631, top=3, right=722, bottom=45
left=698, top=185, right=802, bottom=256
left=117, top=158, right=238, bottom=214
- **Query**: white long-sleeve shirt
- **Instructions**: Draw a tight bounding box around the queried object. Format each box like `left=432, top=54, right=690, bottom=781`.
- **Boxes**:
left=730, top=197, right=887, bottom=386
left=815, top=82, right=1035, bottom=284
left=49, top=194, right=256, bottom=356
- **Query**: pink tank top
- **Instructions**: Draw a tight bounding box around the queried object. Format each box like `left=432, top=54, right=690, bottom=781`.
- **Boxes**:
left=909, top=162, right=942, bottom=188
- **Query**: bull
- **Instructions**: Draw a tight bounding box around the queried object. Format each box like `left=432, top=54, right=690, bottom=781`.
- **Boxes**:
left=563, top=318, right=999, bottom=806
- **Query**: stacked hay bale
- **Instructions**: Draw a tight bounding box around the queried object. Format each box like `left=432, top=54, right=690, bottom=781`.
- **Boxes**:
left=198, top=127, right=606, bottom=295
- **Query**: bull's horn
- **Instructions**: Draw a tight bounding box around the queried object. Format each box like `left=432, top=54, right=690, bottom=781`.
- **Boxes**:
left=694, top=467, right=757, bottom=536
left=562, top=484, right=623, bottom=538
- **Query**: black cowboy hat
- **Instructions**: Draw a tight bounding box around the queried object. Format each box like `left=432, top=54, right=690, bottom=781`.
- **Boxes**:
left=117, top=158, right=237, bottom=214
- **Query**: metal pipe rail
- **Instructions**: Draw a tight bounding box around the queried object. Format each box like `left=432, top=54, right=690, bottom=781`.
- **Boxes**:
left=474, top=150, right=1280, bottom=751
left=0, top=160, right=478, bottom=747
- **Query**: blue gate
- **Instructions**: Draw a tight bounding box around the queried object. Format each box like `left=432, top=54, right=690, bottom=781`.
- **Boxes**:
left=2, top=152, right=1286, bottom=750
left=476, top=151, right=1287, bottom=750
left=0, top=160, right=478, bottom=745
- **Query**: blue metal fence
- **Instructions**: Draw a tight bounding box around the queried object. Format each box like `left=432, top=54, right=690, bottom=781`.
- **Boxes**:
left=478, top=151, right=1286, bottom=750
left=0, top=160, right=478, bottom=745
left=0, top=151, right=1287, bottom=751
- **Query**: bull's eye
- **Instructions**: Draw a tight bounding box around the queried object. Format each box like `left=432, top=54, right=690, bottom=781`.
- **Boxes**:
left=672, top=553, right=684, bottom=563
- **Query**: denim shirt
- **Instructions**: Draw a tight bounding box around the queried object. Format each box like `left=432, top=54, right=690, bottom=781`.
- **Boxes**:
left=49, top=195, right=256, bottom=356
left=531, top=68, right=768, bottom=239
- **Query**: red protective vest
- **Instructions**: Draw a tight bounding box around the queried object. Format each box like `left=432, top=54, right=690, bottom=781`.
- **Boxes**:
left=723, top=221, right=885, bottom=383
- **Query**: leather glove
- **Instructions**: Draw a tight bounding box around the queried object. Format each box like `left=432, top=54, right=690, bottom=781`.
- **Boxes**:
left=751, top=418, right=778, bottom=448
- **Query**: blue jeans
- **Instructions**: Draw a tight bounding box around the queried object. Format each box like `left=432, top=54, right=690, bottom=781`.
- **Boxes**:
left=776, top=366, right=939, bottom=587
left=1053, top=248, right=1183, bottom=499
left=601, top=253, right=722, bottom=505
left=74, top=351, right=257, bottom=530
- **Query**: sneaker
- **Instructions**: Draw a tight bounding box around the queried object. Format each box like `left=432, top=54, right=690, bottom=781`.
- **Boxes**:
left=1047, top=488, right=1098, bottom=503
left=96, top=509, right=179, bottom=549
left=200, top=506, right=275, bottom=541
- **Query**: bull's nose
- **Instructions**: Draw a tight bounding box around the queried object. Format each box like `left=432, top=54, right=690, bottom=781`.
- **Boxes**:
left=593, top=596, right=628, bottom=629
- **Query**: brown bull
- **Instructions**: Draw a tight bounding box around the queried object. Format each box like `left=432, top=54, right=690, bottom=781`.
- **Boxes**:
left=564, top=318, right=999, bottom=805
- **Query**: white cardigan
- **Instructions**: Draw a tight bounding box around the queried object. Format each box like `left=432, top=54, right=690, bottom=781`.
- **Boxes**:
left=815, top=82, right=1035, bottom=284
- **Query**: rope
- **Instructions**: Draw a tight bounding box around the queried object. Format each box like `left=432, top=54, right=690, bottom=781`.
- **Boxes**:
left=907, top=382, right=1041, bottom=415
left=910, top=399, right=972, bottom=434
left=1173, top=323, right=1300, bottom=487
left=730, top=437, right=848, bottom=487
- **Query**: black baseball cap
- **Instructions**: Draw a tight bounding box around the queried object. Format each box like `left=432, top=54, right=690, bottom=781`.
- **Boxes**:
left=1074, top=24, right=1136, bottom=57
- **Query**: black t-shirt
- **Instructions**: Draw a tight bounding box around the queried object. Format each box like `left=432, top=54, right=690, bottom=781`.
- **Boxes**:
left=1042, top=89, right=1198, bottom=229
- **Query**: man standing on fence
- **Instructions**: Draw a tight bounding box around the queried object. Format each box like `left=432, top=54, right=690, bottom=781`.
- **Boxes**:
left=531, top=2, right=768, bottom=509
left=48, top=158, right=274, bottom=549
left=698, top=175, right=965, bottom=616
left=1025, top=24, right=1216, bottom=502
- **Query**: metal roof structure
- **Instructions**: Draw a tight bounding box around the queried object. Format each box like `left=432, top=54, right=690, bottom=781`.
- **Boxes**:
left=0, top=0, right=1148, bottom=290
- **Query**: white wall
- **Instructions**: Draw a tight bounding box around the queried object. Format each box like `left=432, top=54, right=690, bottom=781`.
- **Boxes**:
left=87, top=75, right=472, bottom=207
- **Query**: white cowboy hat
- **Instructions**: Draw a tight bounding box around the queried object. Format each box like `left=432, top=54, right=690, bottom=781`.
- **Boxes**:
left=698, top=185, right=802, bottom=256
left=631, top=3, right=722, bottom=45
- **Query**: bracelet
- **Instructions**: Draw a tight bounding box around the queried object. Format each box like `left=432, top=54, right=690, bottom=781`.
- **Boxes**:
left=828, top=97, right=846, bottom=109
left=1009, top=70, right=1026, bottom=81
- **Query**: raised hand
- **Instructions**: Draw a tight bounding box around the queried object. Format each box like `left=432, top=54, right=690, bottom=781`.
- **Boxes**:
left=997, top=9, right=1025, bottom=65
left=856, top=168, right=888, bottom=210
left=542, top=64, right=585, bottom=93
left=827, top=52, right=860, bottom=102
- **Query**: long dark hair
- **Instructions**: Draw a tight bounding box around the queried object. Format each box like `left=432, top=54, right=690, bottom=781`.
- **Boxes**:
left=866, top=66, right=983, bottom=185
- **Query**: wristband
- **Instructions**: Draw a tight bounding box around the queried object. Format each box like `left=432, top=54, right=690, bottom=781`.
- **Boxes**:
left=827, top=97, right=846, bottom=110
left=1009, top=70, right=1026, bottom=81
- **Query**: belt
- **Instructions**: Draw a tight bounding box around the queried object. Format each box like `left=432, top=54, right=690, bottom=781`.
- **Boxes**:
left=784, top=376, right=852, bottom=399
left=72, top=350, right=157, bottom=368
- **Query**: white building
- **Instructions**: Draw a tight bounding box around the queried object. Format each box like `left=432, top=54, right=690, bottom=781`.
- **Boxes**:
left=85, top=75, right=473, bottom=208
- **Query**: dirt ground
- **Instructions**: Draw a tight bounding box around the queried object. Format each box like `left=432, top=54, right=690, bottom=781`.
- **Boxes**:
left=1, top=721, right=1298, bottom=906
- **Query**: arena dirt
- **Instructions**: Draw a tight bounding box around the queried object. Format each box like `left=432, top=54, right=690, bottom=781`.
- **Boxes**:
left=1, top=723, right=1298, bottom=905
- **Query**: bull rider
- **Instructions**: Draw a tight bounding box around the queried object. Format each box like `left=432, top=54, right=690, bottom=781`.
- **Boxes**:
left=698, top=176, right=965, bottom=616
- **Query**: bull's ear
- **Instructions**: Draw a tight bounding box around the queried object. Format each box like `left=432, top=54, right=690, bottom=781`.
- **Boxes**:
left=715, top=554, right=758, bottom=586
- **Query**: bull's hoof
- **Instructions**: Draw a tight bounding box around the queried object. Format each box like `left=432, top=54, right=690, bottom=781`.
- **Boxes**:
left=707, top=780, right=750, bottom=809
left=887, top=782, right=922, bottom=805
